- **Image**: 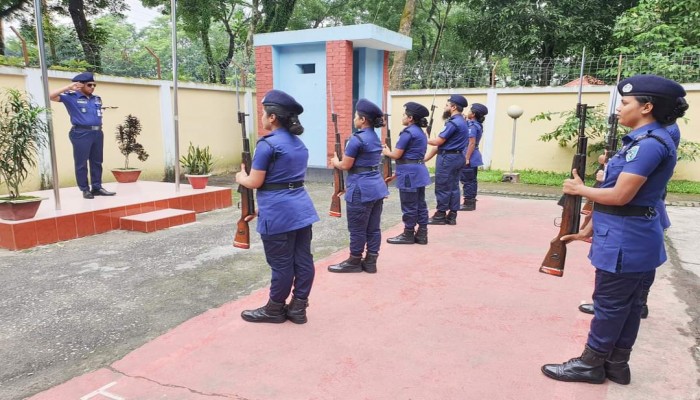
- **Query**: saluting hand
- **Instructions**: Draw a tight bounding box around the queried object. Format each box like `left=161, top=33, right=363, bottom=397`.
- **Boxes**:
left=562, top=169, right=584, bottom=196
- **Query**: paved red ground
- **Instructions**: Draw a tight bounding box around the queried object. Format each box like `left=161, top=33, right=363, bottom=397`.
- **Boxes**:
left=29, top=196, right=697, bottom=400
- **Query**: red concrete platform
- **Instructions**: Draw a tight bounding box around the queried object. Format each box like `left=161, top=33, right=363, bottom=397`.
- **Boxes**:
left=27, top=195, right=696, bottom=400
left=120, top=208, right=196, bottom=233
left=0, top=181, right=232, bottom=250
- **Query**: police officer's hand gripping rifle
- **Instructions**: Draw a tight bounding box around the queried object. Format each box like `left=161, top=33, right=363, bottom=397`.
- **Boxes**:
left=329, top=83, right=345, bottom=217
left=233, top=79, right=256, bottom=249
left=581, top=54, right=623, bottom=216
left=540, top=48, right=591, bottom=277
left=382, top=108, right=393, bottom=185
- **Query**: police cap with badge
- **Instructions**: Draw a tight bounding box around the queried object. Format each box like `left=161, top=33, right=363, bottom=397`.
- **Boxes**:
left=262, top=89, right=304, bottom=115
left=471, top=103, right=488, bottom=116
left=355, top=98, right=383, bottom=119
left=618, top=74, right=686, bottom=99
left=404, top=101, right=429, bottom=119
left=72, top=72, right=95, bottom=83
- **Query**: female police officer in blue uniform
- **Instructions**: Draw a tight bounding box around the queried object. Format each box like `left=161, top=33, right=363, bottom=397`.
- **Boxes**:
left=542, top=75, right=688, bottom=385
left=459, top=103, right=487, bottom=211
left=328, top=99, right=389, bottom=273
left=235, top=90, right=319, bottom=324
left=50, top=72, right=115, bottom=199
left=383, top=102, right=431, bottom=245
left=424, top=95, right=469, bottom=225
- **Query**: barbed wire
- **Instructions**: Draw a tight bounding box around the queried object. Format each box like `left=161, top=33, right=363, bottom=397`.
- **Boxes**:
left=395, top=52, right=700, bottom=90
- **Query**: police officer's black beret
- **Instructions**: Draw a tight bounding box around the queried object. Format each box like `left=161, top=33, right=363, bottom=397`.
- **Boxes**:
left=618, top=75, right=686, bottom=99
left=261, top=89, right=304, bottom=115
left=448, top=94, right=468, bottom=108
left=404, top=101, right=429, bottom=119
left=356, top=98, right=383, bottom=119
left=72, top=72, right=94, bottom=82
left=471, top=103, right=488, bottom=116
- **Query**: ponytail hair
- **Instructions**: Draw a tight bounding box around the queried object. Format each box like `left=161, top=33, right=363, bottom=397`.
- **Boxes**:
left=406, top=112, right=429, bottom=128
left=264, top=105, right=305, bottom=135
left=635, top=95, right=689, bottom=125
left=359, top=112, right=385, bottom=129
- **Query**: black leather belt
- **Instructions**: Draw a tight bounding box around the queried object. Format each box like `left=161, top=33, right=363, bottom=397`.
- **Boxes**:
left=396, top=159, right=424, bottom=165
left=72, top=125, right=102, bottom=131
left=258, top=181, right=304, bottom=191
left=594, top=203, right=656, bottom=218
left=439, top=149, right=463, bottom=154
left=349, top=166, right=379, bottom=174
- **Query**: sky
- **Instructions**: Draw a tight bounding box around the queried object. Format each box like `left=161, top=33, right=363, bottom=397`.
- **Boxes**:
left=125, top=0, right=162, bottom=29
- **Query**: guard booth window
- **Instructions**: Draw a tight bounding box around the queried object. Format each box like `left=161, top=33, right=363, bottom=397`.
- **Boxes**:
left=298, top=64, right=316, bottom=74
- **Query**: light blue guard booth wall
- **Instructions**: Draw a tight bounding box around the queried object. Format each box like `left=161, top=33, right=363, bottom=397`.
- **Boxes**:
left=255, top=24, right=412, bottom=167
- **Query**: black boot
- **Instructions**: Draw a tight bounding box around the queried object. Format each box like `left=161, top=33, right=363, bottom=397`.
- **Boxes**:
left=541, top=345, right=608, bottom=384
left=579, top=303, right=594, bottom=315
left=605, top=347, right=632, bottom=385
left=427, top=211, right=446, bottom=225
left=328, top=255, right=363, bottom=273
left=241, top=299, right=287, bottom=323
left=387, top=228, right=415, bottom=245
left=640, top=289, right=649, bottom=319
left=362, top=253, right=378, bottom=273
left=460, top=198, right=476, bottom=211
left=286, top=297, right=309, bottom=324
left=414, top=226, right=428, bottom=245
left=445, top=211, right=457, bottom=225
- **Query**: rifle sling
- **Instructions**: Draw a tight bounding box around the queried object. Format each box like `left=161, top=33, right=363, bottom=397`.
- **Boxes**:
left=258, top=181, right=305, bottom=191
left=593, top=203, right=656, bottom=218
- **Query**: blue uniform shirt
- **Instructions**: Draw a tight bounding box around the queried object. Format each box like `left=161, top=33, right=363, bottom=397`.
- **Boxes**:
left=344, top=127, right=389, bottom=202
left=394, top=124, right=431, bottom=190
left=438, top=115, right=469, bottom=152
left=252, top=128, right=319, bottom=235
left=590, top=121, right=677, bottom=273
left=59, top=91, right=103, bottom=126
left=466, top=120, right=484, bottom=167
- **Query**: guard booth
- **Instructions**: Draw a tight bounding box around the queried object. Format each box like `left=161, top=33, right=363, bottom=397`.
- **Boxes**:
left=253, top=24, right=412, bottom=169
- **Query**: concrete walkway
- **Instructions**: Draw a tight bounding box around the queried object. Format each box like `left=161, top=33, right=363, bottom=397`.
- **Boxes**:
left=26, top=194, right=699, bottom=400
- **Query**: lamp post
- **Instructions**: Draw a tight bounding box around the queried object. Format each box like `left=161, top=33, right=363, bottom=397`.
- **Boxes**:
left=502, top=105, right=524, bottom=183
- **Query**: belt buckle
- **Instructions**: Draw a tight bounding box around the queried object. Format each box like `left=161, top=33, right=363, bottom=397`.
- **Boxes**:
left=645, top=207, right=656, bottom=219
left=288, top=182, right=296, bottom=190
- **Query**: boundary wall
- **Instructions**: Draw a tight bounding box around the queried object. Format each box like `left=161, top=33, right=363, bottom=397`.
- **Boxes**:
left=1, top=67, right=698, bottom=194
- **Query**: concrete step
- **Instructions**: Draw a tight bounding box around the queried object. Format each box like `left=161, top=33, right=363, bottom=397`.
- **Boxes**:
left=120, top=208, right=196, bottom=233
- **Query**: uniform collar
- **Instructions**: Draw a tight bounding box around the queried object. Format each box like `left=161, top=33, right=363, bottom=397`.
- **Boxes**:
left=623, top=121, right=664, bottom=143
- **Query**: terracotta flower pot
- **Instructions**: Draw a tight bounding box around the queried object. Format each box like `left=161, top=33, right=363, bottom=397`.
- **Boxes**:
left=185, top=174, right=210, bottom=189
left=111, top=168, right=142, bottom=183
left=0, top=196, right=45, bottom=221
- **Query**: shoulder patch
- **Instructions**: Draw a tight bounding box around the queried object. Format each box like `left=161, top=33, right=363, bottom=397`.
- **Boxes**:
left=625, top=145, right=639, bottom=162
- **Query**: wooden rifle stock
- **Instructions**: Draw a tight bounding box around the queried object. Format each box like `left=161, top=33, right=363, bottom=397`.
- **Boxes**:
left=382, top=112, right=393, bottom=184
left=329, top=112, right=345, bottom=217
left=233, top=82, right=256, bottom=249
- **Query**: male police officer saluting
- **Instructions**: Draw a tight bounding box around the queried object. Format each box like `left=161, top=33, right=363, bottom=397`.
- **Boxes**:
left=50, top=72, right=115, bottom=199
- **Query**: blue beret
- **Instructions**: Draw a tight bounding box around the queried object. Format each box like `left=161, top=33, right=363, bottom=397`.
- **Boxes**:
left=618, top=75, right=686, bottom=99
left=471, top=103, right=488, bottom=116
left=72, top=72, right=94, bottom=82
left=448, top=94, right=468, bottom=108
left=261, top=89, right=304, bottom=115
left=356, top=98, right=383, bottom=119
left=404, top=101, right=429, bottom=119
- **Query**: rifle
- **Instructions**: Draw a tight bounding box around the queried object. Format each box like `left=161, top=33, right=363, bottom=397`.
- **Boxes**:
left=233, top=77, right=256, bottom=249
left=581, top=55, right=623, bottom=216
left=425, top=85, right=438, bottom=136
left=382, top=101, right=393, bottom=185
left=329, top=82, right=345, bottom=217
left=540, top=48, right=591, bottom=277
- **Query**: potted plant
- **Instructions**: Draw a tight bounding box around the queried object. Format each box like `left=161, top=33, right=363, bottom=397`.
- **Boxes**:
left=112, top=114, right=149, bottom=183
left=180, top=142, right=213, bottom=189
left=0, top=88, right=48, bottom=221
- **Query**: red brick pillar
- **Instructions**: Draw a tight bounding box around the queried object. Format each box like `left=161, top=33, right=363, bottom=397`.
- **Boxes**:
left=255, top=46, right=273, bottom=137
left=326, top=40, right=354, bottom=168
left=382, top=50, right=390, bottom=144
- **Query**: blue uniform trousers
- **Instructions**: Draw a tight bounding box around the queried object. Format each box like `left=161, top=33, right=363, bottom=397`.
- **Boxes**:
left=460, top=166, right=479, bottom=199
left=400, top=187, right=428, bottom=229
left=69, top=128, right=104, bottom=191
left=435, top=153, right=464, bottom=212
left=588, top=268, right=656, bottom=353
left=261, top=225, right=315, bottom=303
left=346, top=189, right=384, bottom=256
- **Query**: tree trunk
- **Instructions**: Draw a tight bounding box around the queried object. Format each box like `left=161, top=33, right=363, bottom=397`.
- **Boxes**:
left=68, top=0, right=101, bottom=71
left=389, top=0, right=416, bottom=90
left=200, top=28, right=216, bottom=83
